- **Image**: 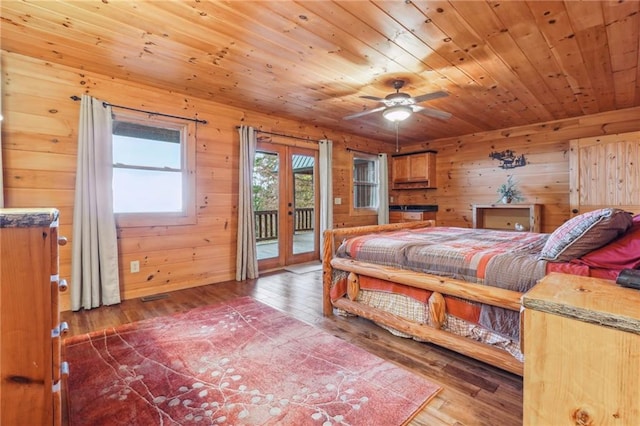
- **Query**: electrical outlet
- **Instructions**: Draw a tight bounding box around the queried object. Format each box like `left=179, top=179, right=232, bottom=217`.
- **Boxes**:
left=390, top=196, right=394, bottom=203
left=334, top=197, right=342, bottom=205
left=130, top=260, right=140, bottom=273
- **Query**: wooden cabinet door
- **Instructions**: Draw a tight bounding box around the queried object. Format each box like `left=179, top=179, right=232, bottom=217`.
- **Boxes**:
left=391, top=152, right=436, bottom=189
left=392, top=155, right=411, bottom=183
left=407, top=153, right=429, bottom=182
left=570, top=131, right=640, bottom=216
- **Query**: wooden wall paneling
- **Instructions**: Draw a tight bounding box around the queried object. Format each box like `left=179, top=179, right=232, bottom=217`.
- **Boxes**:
left=416, top=1, right=553, bottom=125
left=1, top=131, right=78, bottom=156
left=569, top=131, right=640, bottom=215
left=2, top=150, right=76, bottom=172
left=602, top=0, right=640, bottom=108
left=4, top=48, right=640, bottom=312
left=394, top=108, right=640, bottom=232
left=3, top=169, right=76, bottom=191
left=564, top=1, right=616, bottom=112
left=1, top=51, right=384, bottom=312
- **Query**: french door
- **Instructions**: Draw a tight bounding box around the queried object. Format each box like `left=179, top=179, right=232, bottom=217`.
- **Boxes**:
left=254, top=142, right=319, bottom=270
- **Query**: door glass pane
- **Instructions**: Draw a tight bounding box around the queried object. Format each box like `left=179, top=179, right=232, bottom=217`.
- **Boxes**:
left=292, top=154, right=315, bottom=255
left=254, top=151, right=279, bottom=260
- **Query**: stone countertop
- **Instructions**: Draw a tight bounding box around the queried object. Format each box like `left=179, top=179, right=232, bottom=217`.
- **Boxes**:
left=0, top=208, right=59, bottom=228
left=389, top=205, right=438, bottom=212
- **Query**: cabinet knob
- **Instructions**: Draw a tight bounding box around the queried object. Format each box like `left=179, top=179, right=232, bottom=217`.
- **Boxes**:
left=572, top=209, right=579, bottom=214
left=58, top=279, right=68, bottom=292
left=51, top=322, right=69, bottom=338
left=58, top=236, right=68, bottom=246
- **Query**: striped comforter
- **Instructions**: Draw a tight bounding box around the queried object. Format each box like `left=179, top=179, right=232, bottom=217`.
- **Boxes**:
left=335, top=226, right=550, bottom=339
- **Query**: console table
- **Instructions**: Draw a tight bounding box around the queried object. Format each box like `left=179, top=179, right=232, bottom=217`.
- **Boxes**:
left=472, top=203, right=541, bottom=232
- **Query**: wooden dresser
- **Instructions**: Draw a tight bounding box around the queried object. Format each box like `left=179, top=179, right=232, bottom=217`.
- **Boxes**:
left=522, top=273, right=640, bottom=425
left=0, top=208, right=68, bottom=425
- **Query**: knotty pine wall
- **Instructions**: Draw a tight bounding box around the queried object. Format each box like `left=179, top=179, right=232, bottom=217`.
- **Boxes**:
left=1, top=51, right=387, bottom=311
left=4, top=51, right=640, bottom=310
left=392, top=106, right=640, bottom=233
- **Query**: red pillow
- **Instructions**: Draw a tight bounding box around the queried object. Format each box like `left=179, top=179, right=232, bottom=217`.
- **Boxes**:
left=574, top=215, right=640, bottom=270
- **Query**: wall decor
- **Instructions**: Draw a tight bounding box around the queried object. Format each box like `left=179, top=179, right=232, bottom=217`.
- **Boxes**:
left=489, top=149, right=527, bottom=169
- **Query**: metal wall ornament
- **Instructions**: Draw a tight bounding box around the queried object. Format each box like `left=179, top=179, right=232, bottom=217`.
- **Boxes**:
left=489, top=149, right=527, bottom=169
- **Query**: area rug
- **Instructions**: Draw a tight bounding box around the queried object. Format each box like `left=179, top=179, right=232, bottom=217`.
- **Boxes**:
left=283, top=261, right=323, bottom=274
left=65, top=297, right=440, bottom=425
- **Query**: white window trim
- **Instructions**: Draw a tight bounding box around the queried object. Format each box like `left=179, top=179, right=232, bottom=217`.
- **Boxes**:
left=350, top=152, right=379, bottom=216
left=112, top=110, right=196, bottom=228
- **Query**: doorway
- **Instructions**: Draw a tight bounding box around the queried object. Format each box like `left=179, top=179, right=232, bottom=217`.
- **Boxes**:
left=253, top=142, right=319, bottom=271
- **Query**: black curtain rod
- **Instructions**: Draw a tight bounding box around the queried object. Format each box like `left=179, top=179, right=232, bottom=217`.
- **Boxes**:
left=70, top=95, right=208, bottom=125
left=235, top=126, right=323, bottom=143
left=346, top=147, right=380, bottom=156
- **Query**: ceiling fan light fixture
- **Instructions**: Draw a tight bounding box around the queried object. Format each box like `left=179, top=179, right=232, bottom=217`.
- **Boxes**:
left=383, top=105, right=412, bottom=122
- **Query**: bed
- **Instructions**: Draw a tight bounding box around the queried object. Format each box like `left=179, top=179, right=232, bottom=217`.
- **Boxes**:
left=322, top=208, right=640, bottom=375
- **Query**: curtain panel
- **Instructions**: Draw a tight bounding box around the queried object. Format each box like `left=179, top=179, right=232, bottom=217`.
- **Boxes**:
left=71, top=95, right=121, bottom=311
left=377, top=153, right=389, bottom=225
left=319, top=140, right=333, bottom=258
left=236, top=125, right=259, bottom=281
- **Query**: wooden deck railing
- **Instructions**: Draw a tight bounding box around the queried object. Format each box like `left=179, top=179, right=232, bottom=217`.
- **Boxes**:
left=255, top=208, right=313, bottom=241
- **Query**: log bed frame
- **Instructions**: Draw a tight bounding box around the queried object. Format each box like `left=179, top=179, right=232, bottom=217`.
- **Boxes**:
left=322, top=220, right=525, bottom=376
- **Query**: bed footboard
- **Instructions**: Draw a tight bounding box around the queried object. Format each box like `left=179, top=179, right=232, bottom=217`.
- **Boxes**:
left=322, top=221, right=436, bottom=316
left=321, top=221, right=525, bottom=375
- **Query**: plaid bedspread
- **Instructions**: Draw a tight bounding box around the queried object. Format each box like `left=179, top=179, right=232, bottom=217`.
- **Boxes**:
left=335, top=226, right=550, bottom=339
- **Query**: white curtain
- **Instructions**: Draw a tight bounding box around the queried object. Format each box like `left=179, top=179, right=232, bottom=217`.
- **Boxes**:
left=236, top=125, right=259, bottom=281
left=71, top=95, right=121, bottom=311
left=319, top=140, right=333, bottom=258
left=378, top=153, right=389, bottom=225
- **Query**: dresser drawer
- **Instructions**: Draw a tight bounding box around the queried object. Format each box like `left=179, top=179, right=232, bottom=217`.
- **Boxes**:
left=389, top=210, right=436, bottom=223
left=403, top=212, right=424, bottom=221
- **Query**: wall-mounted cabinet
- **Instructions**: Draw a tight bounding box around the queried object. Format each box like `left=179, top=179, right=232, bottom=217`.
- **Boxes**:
left=391, top=151, right=436, bottom=189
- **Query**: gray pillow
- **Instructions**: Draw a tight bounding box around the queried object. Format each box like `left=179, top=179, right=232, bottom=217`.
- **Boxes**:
left=539, top=208, right=632, bottom=262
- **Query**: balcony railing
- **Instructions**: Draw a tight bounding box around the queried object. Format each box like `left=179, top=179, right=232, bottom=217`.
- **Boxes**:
left=255, top=208, right=314, bottom=242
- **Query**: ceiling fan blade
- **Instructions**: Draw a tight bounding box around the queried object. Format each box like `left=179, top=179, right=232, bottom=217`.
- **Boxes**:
left=413, top=105, right=452, bottom=120
left=359, top=95, right=385, bottom=102
left=343, top=106, right=386, bottom=120
left=411, top=90, right=449, bottom=104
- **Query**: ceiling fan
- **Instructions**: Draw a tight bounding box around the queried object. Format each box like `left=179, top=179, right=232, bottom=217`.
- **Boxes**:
left=344, top=79, right=452, bottom=122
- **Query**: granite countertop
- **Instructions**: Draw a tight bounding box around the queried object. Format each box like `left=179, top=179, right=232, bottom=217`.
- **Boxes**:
left=389, top=205, right=438, bottom=212
left=0, top=208, right=59, bottom=228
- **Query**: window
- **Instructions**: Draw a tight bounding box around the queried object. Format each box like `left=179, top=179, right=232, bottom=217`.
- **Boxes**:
left=352, top=153, right=379, bottom=212
left=112, top=112, right=196, bottom=227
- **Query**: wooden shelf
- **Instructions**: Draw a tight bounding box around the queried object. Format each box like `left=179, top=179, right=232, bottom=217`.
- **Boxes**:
left=472, top=204, right=541, bottom=233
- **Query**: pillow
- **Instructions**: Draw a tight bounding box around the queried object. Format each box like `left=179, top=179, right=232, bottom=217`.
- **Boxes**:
left=574, top=216, right=640, bottom=270
left=539, top=208, right=633, bottom=262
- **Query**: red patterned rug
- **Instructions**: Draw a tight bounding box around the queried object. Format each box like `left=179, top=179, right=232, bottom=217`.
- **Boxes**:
left=65, top=297, right=440, bottom=425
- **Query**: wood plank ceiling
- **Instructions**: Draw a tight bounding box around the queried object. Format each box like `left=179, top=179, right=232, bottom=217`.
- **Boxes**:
left=1, top=0, right=639, bottom=145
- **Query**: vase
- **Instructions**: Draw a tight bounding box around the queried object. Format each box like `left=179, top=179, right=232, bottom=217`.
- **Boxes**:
left=502, top=196, right=512, bottom=204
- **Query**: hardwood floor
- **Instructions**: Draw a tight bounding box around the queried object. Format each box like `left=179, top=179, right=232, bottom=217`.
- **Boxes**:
left=61, top=270, right=523, bottom=425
